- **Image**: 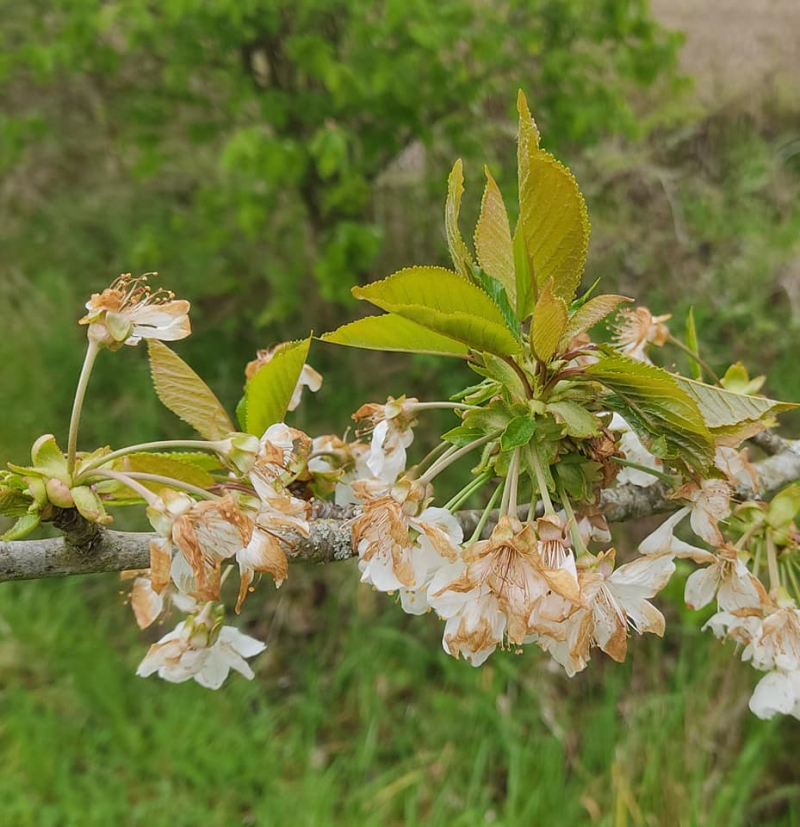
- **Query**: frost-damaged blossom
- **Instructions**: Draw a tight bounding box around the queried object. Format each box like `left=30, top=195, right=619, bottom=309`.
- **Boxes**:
left=530, top=550, right=675, bottom=675
left=684, top=544, right=767, bottom=613
left=609, top=413, right=663, bottom=488
left=307, top=435, right=372, bottom=505
left=714, top=446, right=759, bottom=490
left=352, top=396, right=418, bottom=483
left=639, top=478, right=731, bottom=555
left=237, top=464, right=311, bottom=612
left=351, top=478, right=452, bottom=596
left=704, top=599, right=800, bottom=720
left=613, top=306, right=670, bottom=363
left=145, top=490, right=252, bottom=611
left=80, top=273, right=190, bottom=349
left=431, top=515, right=581, bottom=654
left=245, top=346, right=322, bottom=411
left=255, top=422, right=312, bottom=487
left=136, top=602, right=266, bottom=689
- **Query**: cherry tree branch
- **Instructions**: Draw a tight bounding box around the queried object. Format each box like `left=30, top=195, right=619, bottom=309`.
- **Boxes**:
left=2, top=439, right=799, bottom=583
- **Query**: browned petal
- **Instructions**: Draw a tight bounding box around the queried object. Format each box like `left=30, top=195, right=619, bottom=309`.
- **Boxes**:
left=445, top=615, right=500, bottom=659
left=131, top=577, right=163, bottom=629
left=419, top=523, right=460, bottom=561
left=599, top=620, right=628, bottom=662
left=149, top=537, right=172, bottom=594
left=235, top=566, right=254, bottom=614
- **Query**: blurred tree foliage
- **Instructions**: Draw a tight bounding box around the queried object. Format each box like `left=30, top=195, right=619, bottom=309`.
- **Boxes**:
left=0, top=0, right=680, bottom=461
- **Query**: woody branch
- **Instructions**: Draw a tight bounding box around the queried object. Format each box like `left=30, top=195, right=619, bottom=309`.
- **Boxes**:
left=2, top=438, right=798, bottom=583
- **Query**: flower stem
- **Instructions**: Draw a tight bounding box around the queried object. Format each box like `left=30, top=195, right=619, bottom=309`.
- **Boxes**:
left=611, top=457, right=675, bottom=485
left=76, top=439, right=223, bottom=479
left=408, top=402, right=480, bottom=412
left=529, top=448, right=555, bottom=515
left=667, top=334, right=720, bottom=383
left=92, top=469, right=159, bottom=505
left=78, top=439, right=221, bottom=479
left=93, top=469, right=216, bottom=501
left=467, top=483, right=504, bottom=544
left=505, top=449, right=521, bottom=518
left=443, top=470, right=492, bottom=512
left=766, top=529, right=781, bottom=596
left=419, top=430, right=502, bottom=484
left=406, top=441, right=451, bottom=478
left=67, top=341, right=100, bottom=475
left=557, top=481, right=589, bottom=557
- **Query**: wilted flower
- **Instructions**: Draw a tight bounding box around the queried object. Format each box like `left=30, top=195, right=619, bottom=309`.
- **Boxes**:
left=136, top=602, right=266, bottom=689
left=245, top=346, right=322, bottom=411
left=684, top=544, right=767, bottom=613
left=80, top=273, right=190, bottom=349
left=613, top=306, right=670, bottom=362
left=353, top=396, right=418, bottom=483
left=639, top=479, right=731, bottom=555
left=146, top=490, right=252, bottom=602
left=255, top=423, right=312, bottom=487
left=714, top=446, right=759, bottom=490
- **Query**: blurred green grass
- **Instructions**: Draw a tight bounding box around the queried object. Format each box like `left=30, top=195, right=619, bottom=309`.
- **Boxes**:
left=1, top=564, right=799, bottom=826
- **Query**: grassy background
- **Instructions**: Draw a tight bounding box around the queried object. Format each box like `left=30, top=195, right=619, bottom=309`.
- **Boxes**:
left=2, top=2, right=800, bottom=825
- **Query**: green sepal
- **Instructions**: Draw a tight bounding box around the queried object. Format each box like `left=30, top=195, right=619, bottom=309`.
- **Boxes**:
left=2, top=513, right=41, bottom=541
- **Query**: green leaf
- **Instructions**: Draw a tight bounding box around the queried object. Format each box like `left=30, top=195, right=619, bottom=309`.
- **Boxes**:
left=471, top=269, right=520, bottom=339
left=512, top=225, right=535, bottom=320
left=501, top=416, right=537, bottom=451
left=445, top=159, right=475, bottom=281
left=720, top=362, right=766, bottom=396
left=558, top=294, right=631, bottom=350
left=2, top=513, right=40, bottom=541
left=320, top=313, right=470, bottom=357
left=474, top=167, right=515, bottom=303
left=0, top=488, right=32, bottom=518
left=531, top=279, right=568, bottom=362
left=767, top=484, right=800, bottom=530
left=121, top=453, right=216, bottom=491
left=148, top=341, right=235, bottom=440
left=685, top=307, right=702, bottom=381
left=546, top=401, right=600, bottom=438
left=352, top=267, right=520, bottom=356
left=673, top=375, right=797, bottom=443
left=245, top=338, right=311, bottom=437
left=585, top=356, right=714, bottom=470
left=30, top=434, right=70, bottom=484
left=517, top=93, right=589, bottom=304
left=441, top=426, right=487, bottom=447
left=470, top=353, right=526, bottom=401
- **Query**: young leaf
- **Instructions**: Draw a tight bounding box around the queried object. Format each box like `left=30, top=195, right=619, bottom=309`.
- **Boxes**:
left=445, top=159, right=475, bottom=281
left=2, top=513, right=40, bottom=541
left=352, top=267, right=520, bottom=356
left=501, top=416, right=537, bottom=451
left=474, top=167, right=515, bottom=303
left=517, top=89, right=540, bottom=167
left=558, top=294, right=632, bottom=350
left=531, top=279, right=568, bottom=363
left=546, top=401, right=600, bottom=438
left=244, top=338, right=311, bottom=437
left=321, top=313, right=470, bottom=357
left=512, top=225, right=536, bottom=321
left=685, top=308, right=702, bottom=381
left=121, top=453, right=216, bottom=491
left=0, top=488, right=32, bottom=518
left=585, top=356, right=714, bottom=470
left=517, top=111, right=589, bottom=304
left=673, top=375, right=797, bottom=443
left=148, top=341, right=235, bottom=440
left=471, top=269, right=520, bottom=338
left=30, top=434, right=70, bottom=484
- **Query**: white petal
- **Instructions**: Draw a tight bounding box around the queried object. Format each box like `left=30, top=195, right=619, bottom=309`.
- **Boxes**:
left=749, top=671, right=800, bottom=719
left=638, top=508, right=690, bottom=555
left=684, top=565, right=719, bottom=611
left=217, top=626, right=267, bottom=659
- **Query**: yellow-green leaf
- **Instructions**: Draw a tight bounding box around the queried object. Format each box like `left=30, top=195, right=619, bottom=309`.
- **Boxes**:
left=558, top=294, right=631, bottom=350
left=673, top=375, right=797, bottom=443
left=244, top=338, right=311, bottom=437
left=546, top=401, right=600, bottom=438
left=2, top=513, right=40, bottom=541
left=148, top=341, right=235, bottom=440
left=586, top=356, right=714, bottom=470
left=352, top=267, right=520, bottom=356
left=513, top=225, right=535, bottom=320
left=121, top=453, right=216, bottom=492
left=518, top=147, right=589, bottom=304
left=531, top=279, right=568, bottom=363
left=474, top=167, right=515, bottom=303
left=685, top=308, right=702, bottom=381
left=445, top=159, right=474, bottom=281
left=321, top=314, right=470, bottom=357
left=517, top=89, right=540, bottom=165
